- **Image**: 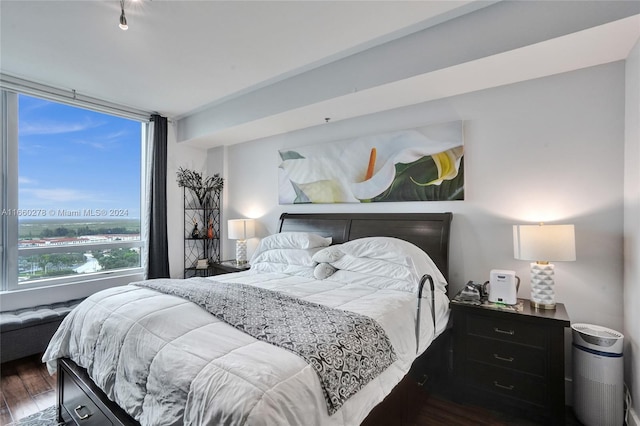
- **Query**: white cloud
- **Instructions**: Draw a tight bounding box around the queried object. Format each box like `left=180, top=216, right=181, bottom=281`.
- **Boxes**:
left=18, top=176, right=38, bottom=185
left=74, top=140, right=109, bottom=150
left=74, top=130, right=129, bottom=151
left=21, top=187, right=94, bottom=203
left=19, top=118, right=102, bottom=136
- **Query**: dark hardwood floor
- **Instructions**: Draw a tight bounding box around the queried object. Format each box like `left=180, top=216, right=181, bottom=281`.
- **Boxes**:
left=362, top=374, right=583, bottom=426
left=2, top=354, right=581, bottom=425
left=1, top=354, right=56, bottom=425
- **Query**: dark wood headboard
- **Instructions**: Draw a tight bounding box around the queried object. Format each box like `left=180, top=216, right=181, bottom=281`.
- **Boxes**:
left=278, top=212, right=452, bottom=282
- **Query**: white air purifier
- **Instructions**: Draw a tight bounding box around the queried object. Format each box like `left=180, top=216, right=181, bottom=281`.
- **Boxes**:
left=572, top=323, right=624, bottom=426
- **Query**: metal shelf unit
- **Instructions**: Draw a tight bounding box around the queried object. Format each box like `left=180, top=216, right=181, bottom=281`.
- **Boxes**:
left=183, top=187, right=221, bottom=278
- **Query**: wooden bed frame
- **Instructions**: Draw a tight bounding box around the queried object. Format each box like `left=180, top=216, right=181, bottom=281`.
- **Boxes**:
left=57, top=212, right=453, bottom=425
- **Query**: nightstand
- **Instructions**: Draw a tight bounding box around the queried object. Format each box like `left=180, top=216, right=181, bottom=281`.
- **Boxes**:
left=451, top=298, right=570, bottom=425
left=210, top=260, right=251, bottom=275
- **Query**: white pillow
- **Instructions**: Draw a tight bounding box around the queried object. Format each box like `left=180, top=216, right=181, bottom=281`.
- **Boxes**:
left=313, top=263, right=337, bottom=280
left=328, top=269, right=420, bottom=293
left=337, top=237, right=448, bottom=292
left=250, top=247, right=322, bottom=279
left=255, top=231, right=331, bottom=250
left=311, top=246, right=344, bottom=263
left=330, top=254, right=415, bottom=283
left=251, top=248, right=319, bottom=267
left=250, top=232, right=331, bottom=264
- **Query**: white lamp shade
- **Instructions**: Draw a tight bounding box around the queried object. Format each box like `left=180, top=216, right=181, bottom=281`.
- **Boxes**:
left=228, top=219, right=255, bottom=240
left=513, top=224, right=576, bottom=262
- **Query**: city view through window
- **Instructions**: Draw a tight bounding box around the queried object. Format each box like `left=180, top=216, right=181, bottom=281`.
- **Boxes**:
left=13, top=94, right=143, bottom=284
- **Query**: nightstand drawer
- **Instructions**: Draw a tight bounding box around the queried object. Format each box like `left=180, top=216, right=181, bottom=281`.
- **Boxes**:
left=467, top=361, right=547, bottom=406
left=61, top=370, right=113, bottom=425
left=467, top=314, right=545, bottom=347
left=451, top=300, right=569, bottom=424
left=466, top=335, right=546, bottom=377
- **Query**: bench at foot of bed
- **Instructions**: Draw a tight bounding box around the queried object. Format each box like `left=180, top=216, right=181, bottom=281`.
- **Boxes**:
left=0, top=299, right=84, bottom=363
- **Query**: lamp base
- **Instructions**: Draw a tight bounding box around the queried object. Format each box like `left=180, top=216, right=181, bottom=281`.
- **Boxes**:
left=235, top=239, right=248, bottom=265
left=530, top=300, right=556, bottom=310
left=530, top=262, right=556, bottom=310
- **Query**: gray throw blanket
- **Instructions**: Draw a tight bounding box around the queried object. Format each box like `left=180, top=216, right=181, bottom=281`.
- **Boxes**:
left=134, top=278, right=397, bottom=415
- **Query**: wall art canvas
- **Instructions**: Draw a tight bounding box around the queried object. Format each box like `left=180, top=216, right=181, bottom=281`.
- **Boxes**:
left=278, top=120, right=464, bottom=204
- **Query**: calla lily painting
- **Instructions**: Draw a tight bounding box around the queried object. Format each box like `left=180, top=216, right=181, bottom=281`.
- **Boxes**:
left=278, top=121, right=464, bottom=204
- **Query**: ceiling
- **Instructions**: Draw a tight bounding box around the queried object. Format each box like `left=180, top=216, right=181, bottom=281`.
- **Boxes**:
left=0, top=0, right=480, bottom=118
left=1, top=1, right=639, bottom=148
left=183, top=13, right=640, bottom=147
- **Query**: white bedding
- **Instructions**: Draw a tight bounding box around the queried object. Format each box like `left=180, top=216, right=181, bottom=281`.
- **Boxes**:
left=44, top=236, right=450, bottom=426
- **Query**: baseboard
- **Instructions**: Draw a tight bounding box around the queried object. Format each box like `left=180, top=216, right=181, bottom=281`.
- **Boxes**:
left=629, top=407, right=639, bottom=426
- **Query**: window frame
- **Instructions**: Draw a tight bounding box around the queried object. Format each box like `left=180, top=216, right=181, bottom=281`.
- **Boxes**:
left=1, top=88, right=150, bottom=292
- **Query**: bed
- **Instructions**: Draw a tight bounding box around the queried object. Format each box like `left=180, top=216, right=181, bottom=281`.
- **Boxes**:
left=43, top=212, right=453, bottom=426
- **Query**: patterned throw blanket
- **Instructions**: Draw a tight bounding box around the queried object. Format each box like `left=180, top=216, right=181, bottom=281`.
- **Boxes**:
left=134, top=278, right=397, bottom=415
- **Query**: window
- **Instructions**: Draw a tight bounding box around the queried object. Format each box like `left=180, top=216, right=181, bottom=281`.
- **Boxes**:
left=1, top=91, right=147, bottom=290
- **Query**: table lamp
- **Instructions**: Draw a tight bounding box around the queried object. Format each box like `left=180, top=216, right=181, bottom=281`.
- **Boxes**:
left=228, top=219, right=255, bottom=265
left=513, top=223, right=576, bottom=310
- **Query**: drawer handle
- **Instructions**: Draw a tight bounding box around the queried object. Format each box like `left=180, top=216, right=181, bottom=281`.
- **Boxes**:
left=493, top=354, right=514, bottom=362
left=493, top=327, right=515, bottom=336
left=74, top=405, right=91, bottom=420
left=493, top=381, right=515, bottom=391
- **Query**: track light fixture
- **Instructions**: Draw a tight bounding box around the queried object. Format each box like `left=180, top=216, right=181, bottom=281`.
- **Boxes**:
left=119, top=0, right=128, bottom=30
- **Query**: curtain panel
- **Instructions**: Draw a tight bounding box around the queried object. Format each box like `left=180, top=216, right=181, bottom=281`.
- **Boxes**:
left=145, top=115, right=170, bottom=278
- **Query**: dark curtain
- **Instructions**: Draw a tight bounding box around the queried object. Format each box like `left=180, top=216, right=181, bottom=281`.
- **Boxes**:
left=147, top=114, right=170, bottom=278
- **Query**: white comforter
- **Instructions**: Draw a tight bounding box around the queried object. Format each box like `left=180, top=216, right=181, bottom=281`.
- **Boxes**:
left=44, top=270, right=449, bottom=426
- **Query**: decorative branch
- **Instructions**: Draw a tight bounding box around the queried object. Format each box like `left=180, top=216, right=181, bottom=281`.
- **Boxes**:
left=176, top=167, right=224, bottom=206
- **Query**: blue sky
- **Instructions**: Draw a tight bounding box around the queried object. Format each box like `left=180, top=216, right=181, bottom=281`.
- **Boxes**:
left=18, top=94, right=142, bottom=219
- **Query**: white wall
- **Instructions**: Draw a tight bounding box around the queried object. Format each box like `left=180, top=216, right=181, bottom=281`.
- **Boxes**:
left=166, top=121, right=211, bottom=279
left=221, top=62, right=626, bottom=335
left=624, top=38, right=640, bottom=424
